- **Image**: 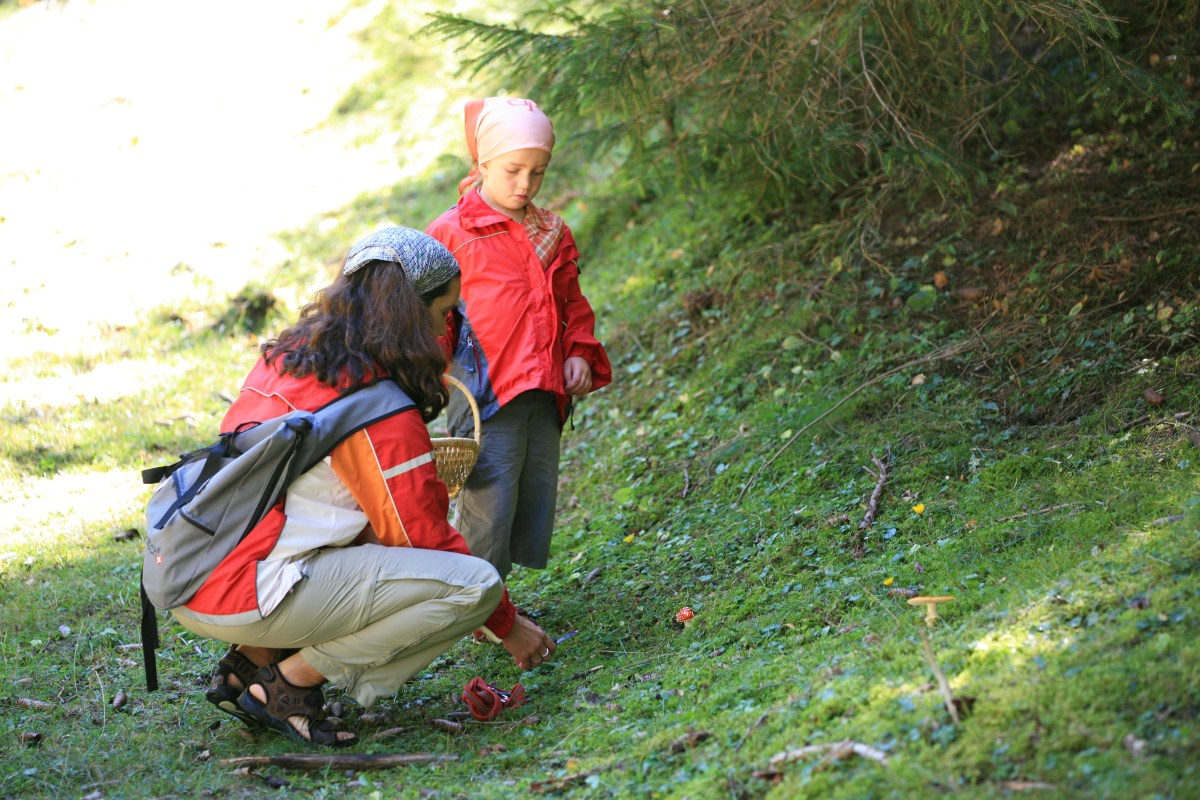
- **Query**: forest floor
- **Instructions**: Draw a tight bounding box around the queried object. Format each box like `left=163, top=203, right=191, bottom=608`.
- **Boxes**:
left=2, top=2, right=1199, bottom=799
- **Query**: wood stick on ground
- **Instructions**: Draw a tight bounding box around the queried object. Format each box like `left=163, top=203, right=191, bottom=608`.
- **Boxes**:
left=220, top=752, right=457, bottom=771
left=919, top=628, right=960, bottom=725
left=995, top=502, right=1083, bottom=523
left=738, top=339, right=976, bottom=501
left=853, top=450, right=891, bottom=558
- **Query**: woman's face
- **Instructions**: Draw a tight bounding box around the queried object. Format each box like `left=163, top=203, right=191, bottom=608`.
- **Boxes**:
left=427, top=276, right=461, bottom=335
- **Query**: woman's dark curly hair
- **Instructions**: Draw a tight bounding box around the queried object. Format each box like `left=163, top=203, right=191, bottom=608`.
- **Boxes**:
left=262, top=261, right=452, bottom=421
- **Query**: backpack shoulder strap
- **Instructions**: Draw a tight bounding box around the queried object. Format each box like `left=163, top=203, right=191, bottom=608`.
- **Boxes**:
left=285, top=379, right=417, bottom=482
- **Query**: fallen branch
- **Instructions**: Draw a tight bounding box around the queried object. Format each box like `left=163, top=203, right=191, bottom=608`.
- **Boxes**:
left=853, top=449, right=891, bottom=558
left=739, top=339, right=976, bottom=501
left=994, top=502, right=1084, bottom=523
left=220, top=752, right=456, bottom=771
left=919, top=628, right=960, bottom=725
left=769, top=739, right=890, bottom=767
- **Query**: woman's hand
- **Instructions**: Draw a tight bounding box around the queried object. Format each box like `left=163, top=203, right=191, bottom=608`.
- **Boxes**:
left=563, top=356, right=593, bottom=396
left=501, top=614, right=556, bottom=670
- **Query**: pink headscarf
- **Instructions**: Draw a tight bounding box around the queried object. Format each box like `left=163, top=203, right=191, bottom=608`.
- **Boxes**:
left=458, top=97, right=555, bottom=195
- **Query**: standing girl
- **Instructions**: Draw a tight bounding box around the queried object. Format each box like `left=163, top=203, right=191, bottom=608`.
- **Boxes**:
left=427, top=97, right=612, bottom=580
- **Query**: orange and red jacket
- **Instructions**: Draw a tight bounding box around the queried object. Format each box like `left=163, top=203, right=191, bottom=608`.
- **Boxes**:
left=179, top=359, right=516, bottom=639
left=427, top=189, right=612, bottom=422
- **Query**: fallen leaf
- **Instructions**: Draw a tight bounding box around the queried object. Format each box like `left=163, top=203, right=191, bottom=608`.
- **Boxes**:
left=1122, top=733, right=1146, bottom=758
left=669, top=730, right=712, bottom=753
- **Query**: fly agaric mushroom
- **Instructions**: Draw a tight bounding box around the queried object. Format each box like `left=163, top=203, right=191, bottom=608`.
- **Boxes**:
left=675, top=607, right=696, bottom=628
left=907, top=595, right=954, bottom=627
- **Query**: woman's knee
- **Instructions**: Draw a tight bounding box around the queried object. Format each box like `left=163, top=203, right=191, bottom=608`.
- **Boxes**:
left=474, top=558, right=505, bottom=609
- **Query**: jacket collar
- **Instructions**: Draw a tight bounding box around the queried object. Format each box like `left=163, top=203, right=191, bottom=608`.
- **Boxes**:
left=457, top=189, right=512, bottom=228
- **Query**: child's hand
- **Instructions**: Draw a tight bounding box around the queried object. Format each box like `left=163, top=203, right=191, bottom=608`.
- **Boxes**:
left=563, top=356, right=593, bottom=396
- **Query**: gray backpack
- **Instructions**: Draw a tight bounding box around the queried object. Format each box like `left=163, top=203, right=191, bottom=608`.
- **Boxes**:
left=139, top=379, right=415, bottom=690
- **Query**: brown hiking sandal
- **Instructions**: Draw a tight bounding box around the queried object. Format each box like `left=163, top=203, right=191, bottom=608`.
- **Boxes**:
left=204, top=645, right=260, bottom=726
left=236, top=664, right=358, bottom=748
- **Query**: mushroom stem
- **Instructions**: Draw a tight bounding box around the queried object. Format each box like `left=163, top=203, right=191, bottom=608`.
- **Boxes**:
left=919, top=627, right=961, bottom=724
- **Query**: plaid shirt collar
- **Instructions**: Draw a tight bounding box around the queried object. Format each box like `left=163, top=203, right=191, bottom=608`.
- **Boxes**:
left=521, top=202, right=565, bottom=269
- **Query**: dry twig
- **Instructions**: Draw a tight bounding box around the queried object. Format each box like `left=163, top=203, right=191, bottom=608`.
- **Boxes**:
left=853, top=449, right=891, bottom=557
left=768, top=739, right=890, bottom=767
left=994, top=502, right=1084, bottom=523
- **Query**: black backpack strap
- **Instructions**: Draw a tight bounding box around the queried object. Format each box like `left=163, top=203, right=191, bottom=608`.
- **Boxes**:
left=150, top=445, right=227, bottom=529
left=140, top=570, right=160, bottom=692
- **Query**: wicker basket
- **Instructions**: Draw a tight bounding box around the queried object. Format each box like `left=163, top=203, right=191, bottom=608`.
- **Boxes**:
left=431, top=374, right=480, bottom=498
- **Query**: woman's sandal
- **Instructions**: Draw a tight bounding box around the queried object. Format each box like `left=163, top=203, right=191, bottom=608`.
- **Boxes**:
left=236, top=664, right=358, bottom=748
left=204, top=645, right=260, bottom=726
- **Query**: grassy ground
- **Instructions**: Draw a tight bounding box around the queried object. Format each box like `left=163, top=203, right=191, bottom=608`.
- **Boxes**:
left=3, top=4, right=1199, bottom=800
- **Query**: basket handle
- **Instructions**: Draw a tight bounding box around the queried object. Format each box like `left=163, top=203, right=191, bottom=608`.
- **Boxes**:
left=444, top=374, right=481, bottom=445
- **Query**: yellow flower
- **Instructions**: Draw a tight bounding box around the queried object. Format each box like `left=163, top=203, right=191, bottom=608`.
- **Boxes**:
left=623, top=533, right=635, bottom=543
left=883, top=576, right=895, bottom=586
left=912, top=503, right=926, bottom=514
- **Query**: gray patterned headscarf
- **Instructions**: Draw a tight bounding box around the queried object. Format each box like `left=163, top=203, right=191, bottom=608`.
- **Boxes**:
left=342, top=226, right=460, bottom=296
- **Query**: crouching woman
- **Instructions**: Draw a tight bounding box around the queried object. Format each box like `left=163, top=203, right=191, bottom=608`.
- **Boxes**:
left=171, top=227, right=556, bottom=748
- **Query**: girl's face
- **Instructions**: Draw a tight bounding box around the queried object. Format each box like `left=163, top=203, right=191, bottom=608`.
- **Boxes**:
left=478, top=148, right=552, bottom=221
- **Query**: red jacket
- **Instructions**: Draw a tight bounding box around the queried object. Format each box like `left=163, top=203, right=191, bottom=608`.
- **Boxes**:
left=427, top=190, right=611, bottom=422
left=178, top=359, right=516, bottom=639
